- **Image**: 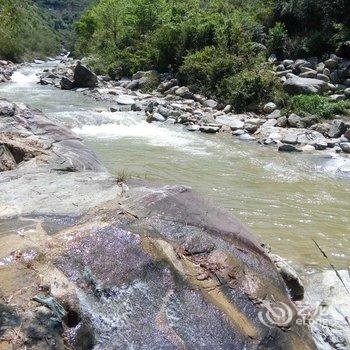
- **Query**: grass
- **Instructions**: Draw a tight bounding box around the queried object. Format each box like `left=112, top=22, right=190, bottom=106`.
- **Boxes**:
left=284, top=95, right=350, bottom=119
left=116, top=169, right=129, bottom=183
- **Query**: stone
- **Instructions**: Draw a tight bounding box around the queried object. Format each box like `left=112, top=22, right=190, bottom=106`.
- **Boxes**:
left=316, top=74, right=330, bottom=82
left=340, top=142, right=350, bottom=153
left=278, top=144, right=301, bottom=152
left=0, top=145, right=17, bottom=171
left=131, top=102, right=142, bottom=111
left=126, top=79, right=139, bottom=90
left=203, top=99, right=218, bottom=109
left=323, top=68, right=330, bottom=76
left=157, top=79, right=178, bottom=93
left=283, top=77, right=328, bottom=95
left=0, top=100, right=15, bottom=116
left=187, top=124, right=200, bottom=132
left=175, top=86, right=193, bottom=99
left=324, top=58, right=338, bottom=70
left=329, top=94, right=346, bottom=101
left=238, top=133, right=255, bottom=141
left=301, top=114, right=319, bottom=128
left=276, top=70, right=293, bottom=78
left=60, top=77, right=74, bottom=90
left=288, top=114, right=304, bottom=128
left=266, top=109, right=281, bottom=119
left=73, top=63, right=98, bottom=88
left=282, top=59, right=294, bottom=67
left=232, top=129, right=245, bottom=136
left=263, top=102, right=277, bottom=114
left=311, top=139, right=328, bottom=150
left=301, top=144, right=316, bottom=153
left=344, top=128, right=350, bottom=139
left=199, top=125, right=220, bottom=133
left=244, top=123, right=259, bottom=133
left=116, top=95, right=136, bottom=106
left=223, top=105, right=232, bottom=113
left=316, top=62, right=325, bottom=72
left=215, top=116, right=244, bottom=130
left=344, top=87, right=350, bottom=97
left=263, top=119, right=278, bottom=127
left=157, top=106, right=172, bottom=118
left=276, top=64, right=285, bottom=72
left=330, top=71, right=342, bottom=84
left=300, top=70, right=317, bottom=78
left=313, top=122, right=331, bottom=135
left=146, top=112, right=165, bottom=123
left=282, top=132, right=298, bottom=145
left=276, top=116, right=288, bottom=127
left=328, top=120, right=346, bottom=138
left=303, top=270, right=350, bottom=349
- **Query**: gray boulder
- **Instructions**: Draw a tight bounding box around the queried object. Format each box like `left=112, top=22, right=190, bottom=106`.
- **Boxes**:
left=328, top=120, right=346, bottom=138
left=283, top=77, right=328, bottom=95
left=175, top=86, right=193, bottom=99
left=340, top=142, right=350, bottom=153
left=60, top=76, right=74, bottom=90
left=73, top=62, right=98, bottom=88
left=278, top=144, right=301, bottom=152
left=203, top=99, right=218, bottom=109
left=146, top=112, right=165, bottom=123
left=216, top=116, right=244, bottom=130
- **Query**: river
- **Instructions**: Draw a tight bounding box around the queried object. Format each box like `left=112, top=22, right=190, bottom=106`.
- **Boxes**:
left=1, top=62, right=349, bottom=271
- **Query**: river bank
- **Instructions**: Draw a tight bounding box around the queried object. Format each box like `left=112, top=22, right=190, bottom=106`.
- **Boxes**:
left=38, top=59, right=350, bottom=177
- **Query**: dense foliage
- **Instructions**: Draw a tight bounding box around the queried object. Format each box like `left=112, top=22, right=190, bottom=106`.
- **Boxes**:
left=284, top=95, right=350, bottom=119
left=0, top=0, right=60, bottom=61
left=74, top=0, right=349, bottom=112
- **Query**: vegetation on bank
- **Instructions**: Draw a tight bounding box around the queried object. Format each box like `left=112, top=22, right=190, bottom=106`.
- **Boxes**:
left=284, top=95, right=350, bottom=119
left=74, top=0, right=350, bottom=112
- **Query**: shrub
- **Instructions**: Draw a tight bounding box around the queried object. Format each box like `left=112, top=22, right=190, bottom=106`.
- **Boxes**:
left=266, top=22, right=288, bottom=59
left=285, top=95, right=350, bottom=119
left=217, top=68, right=282, bottom=112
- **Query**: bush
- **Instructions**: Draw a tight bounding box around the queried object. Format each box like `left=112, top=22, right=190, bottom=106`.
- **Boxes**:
left=217, top=68, right=282, bottom=112
left=267, top=22, right=288, bottom=59
left=285, top=95, right=350, bottom=119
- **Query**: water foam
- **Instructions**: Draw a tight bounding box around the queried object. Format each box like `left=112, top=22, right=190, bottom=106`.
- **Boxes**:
left=11, top=71, right=39, bottom=84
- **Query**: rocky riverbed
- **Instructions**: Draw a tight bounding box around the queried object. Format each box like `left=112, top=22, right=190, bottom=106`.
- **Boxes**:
left=0, top=97, right=349, bottom=349
left=37, top=57, right=350, bottom=176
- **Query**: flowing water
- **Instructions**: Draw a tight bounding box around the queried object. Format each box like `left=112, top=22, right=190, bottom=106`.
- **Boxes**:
left=1, top=63, right=349, bottom=271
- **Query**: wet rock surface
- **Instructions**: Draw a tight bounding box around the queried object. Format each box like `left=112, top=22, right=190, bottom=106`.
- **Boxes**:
left=0, top=99, right=120, bottom=218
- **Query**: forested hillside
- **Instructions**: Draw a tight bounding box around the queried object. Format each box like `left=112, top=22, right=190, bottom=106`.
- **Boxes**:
left=0, top=0, right=95, bottom=61
left=0, top=0, right=60, bottom=61
left=74, top=0, right=350, bottom=111
left=32, top=0, right=96, bottom=49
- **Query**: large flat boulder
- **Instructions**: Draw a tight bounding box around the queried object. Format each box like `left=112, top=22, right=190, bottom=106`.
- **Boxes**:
left=0, top=99, right=120, bottom=218
left=283, top=77, right=328, bottom=95
left=51, top=181, right=316, bottom=350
